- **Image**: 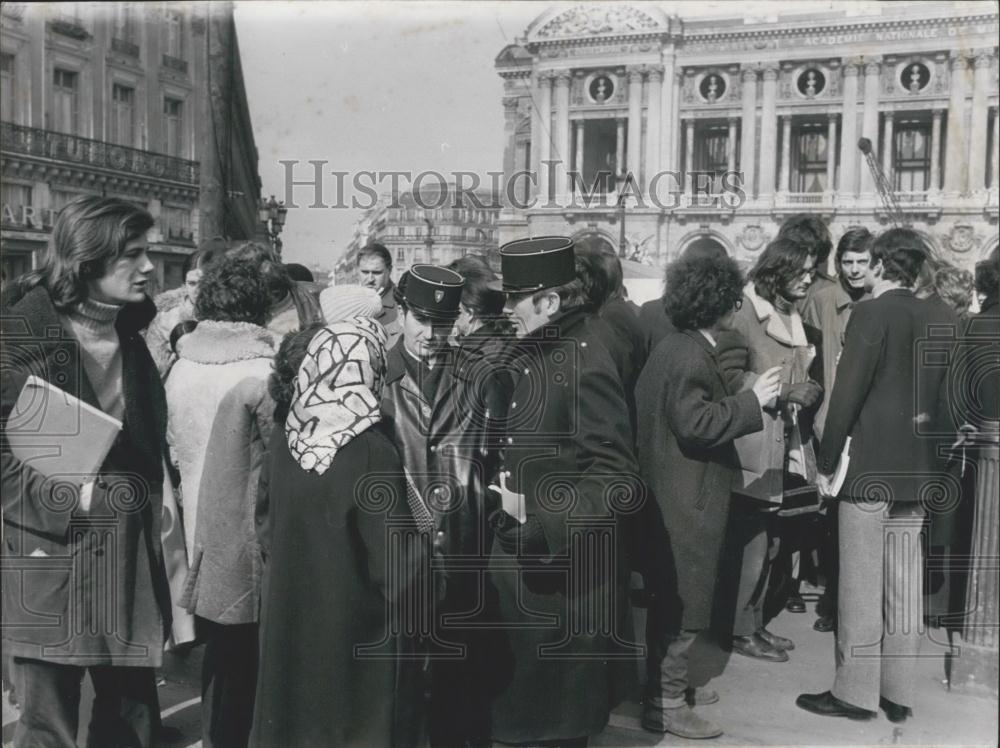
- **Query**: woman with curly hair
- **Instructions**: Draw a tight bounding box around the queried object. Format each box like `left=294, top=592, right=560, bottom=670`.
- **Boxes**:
left=635, top=254, right=781, bottom=740
left=164, top=246, right=278, bottom=748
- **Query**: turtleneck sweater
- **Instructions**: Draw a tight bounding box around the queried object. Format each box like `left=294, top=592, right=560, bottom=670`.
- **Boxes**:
left=60, top=298, right=126, bottom=421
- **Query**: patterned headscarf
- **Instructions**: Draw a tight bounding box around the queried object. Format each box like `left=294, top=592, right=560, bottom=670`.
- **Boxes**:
left=285, top=317, right=387, bottom=474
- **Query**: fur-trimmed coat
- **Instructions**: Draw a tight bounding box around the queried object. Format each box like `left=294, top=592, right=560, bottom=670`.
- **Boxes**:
left=164, top=321, right=276, bottom=625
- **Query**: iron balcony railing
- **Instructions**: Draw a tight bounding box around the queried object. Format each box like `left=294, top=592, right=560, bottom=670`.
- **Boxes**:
left=0, top=122, right=199, bottom=185
left=111, top=37, right=140, bottom=58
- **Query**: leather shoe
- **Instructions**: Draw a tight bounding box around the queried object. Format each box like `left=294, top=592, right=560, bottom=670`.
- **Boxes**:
left=686, top=687, right=719, bottom=706
left=813, top=615, right=835, bottom=632
left=785, top=592, right=807, bottom=613
left=880, top=697, right=912, bottom=723
left=642, top=704, right=723, bottom=739
left=757, top=627, right=795, bottom=651
left=731, top=634, right=788, bottom=662
left=796, top=691, right=875, bottom=720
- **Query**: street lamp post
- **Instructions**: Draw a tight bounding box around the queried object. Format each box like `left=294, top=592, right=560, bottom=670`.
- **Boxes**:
left=258, top=194, right=288, bottom=256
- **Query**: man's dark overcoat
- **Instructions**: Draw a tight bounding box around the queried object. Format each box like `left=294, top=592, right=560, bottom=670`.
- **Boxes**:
left=635, top=330, right=763, bottom=630
left=489, top=306, right=639, bottom=744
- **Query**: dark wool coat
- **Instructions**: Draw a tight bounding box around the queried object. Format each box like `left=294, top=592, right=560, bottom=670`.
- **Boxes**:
left=635, top=331, right=764, bottom=630
left=638, top=296, right=676, bottom=358
left=819, top=289, right=958, bottom=502
left=251, top=425, right=425, bottom=748
left=592, top=298, right=648, bottom=440
left=1, top=286, right=172, bottom=666
left=489, top=306, right=638, bottom=744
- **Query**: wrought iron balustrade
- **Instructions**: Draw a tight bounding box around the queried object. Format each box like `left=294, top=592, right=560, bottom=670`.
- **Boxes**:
left=0, top=122, right=199, bottom=185
left=111, top=38, right=140, bottom=58
left=162, top=55, right=189, bottom=74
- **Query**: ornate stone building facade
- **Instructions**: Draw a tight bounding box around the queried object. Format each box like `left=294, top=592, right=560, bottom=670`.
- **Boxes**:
left=496, top=3, right=999, bottom=274
left=1, top=2, right=263, bottom=293
left=334, top=185, right=501, bottom=284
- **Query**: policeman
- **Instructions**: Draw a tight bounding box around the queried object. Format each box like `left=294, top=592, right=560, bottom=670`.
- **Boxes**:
left=486, top=237, right=641, bottom=746
left=380, top=264, right=505, bottom=748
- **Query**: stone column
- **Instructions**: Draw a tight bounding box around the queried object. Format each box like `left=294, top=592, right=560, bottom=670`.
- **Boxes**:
left=859, top=58, right=881, bottom=196
left=779, top=115, right=793, bottom=194
left=882, top=112, right=894, bottom=183
left=826, top=114, right=838, bottom=194
left=685, top=118, right=694, bottom=176
left=672, top=70, right=683, bottom=176
left=930, top=108, right=943, bottom=193
left=727, top=116, right=738, bottom=174
left=530, top=74, right=543, bottom=200
left=646, top=65, right=664, bottom=189
left=758, top=63, right=779, bottom=200
left=661, top=54, right=676, bottom=173
left=502, top=96, right=520, bottom=205
left=992, top=106, right=1000, bottom=189
left=838, top=58, right=861, bottom=198
left=554, top=71, right=572, bottom=202
left=627, top=66, right=644, bottom=182
left=574, top=119, right=584, bottom=196
left=740, top=67, right=758, bottom=199
left=968, top=49, right=993, bottom=193
left=944, top=52, right=970, bottom=196
left=537, top=71, right=553, bottom=203
left=616, top=117, right=626, bottom=176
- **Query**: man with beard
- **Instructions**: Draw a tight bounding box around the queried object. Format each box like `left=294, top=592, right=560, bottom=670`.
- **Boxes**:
left=801, top=227, right=872, bottom=633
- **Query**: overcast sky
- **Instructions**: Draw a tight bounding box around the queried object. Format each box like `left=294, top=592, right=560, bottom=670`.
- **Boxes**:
left=232, top=0, right=979, bottom=271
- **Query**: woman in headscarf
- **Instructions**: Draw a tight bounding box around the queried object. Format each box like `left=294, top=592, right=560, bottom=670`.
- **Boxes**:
left=251, top=318, right=427, bottom=748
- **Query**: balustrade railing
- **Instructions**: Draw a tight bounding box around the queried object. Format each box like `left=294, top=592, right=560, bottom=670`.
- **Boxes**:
left=0, top=122, right=199, bottom=184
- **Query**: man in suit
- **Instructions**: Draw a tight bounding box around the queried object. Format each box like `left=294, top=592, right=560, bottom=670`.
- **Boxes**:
left=797, top=228, right=958, bottom=724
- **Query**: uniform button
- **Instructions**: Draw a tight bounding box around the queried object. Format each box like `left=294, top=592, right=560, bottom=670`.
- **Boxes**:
left=436, top=531, right=445, bottom=541
left=581, top=342, right=588, bottom=348
left=505, top=470, right=511, bottom=478
left=523, top=368, right=530, bottom=375
left=510, top=401, right=517, bottom=409
left=507, top=437, right=514, bottom=444
left=430, top=445, right=437, bottom=452
left=96, top=479, right=108, bottom=489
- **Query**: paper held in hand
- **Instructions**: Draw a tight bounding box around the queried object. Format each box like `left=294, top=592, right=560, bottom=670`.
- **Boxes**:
left=827, top=436, right=852, bottom=498
left=6, top=375, right=122, bottom=482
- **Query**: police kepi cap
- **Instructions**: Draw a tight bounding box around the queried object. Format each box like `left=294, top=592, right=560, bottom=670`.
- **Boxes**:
left=402, top=264, right=465, bottom=320
left=488, top=236, right=576, bottom=293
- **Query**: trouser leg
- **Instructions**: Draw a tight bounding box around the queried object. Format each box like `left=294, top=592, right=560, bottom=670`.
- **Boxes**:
left=201, top=618, right=260, bottom=748
left=832, top=500, right=885, bottom=712
left=880, top=504, right=926, bottom=708
left=816, top=503, right=839, bottom=621
left=12, top=657, right=84, bottom=748
left=645, top=629, right=699, bottom=709
left=732, top=510, right=769, bottom=637
left=86, top=665, right=159, bottom=748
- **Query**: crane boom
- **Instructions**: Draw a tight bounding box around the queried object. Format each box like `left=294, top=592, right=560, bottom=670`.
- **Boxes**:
left=858, top=137, right=907, bottom=227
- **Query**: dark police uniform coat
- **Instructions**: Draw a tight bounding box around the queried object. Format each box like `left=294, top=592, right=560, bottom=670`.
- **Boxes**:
left=1, top=286, right=172, bottom=667
left=489, top=306, right=639, bottom=744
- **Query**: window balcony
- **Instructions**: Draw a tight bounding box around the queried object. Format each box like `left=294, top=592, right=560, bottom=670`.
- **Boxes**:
left=162, top=55, right=189, bottom=75
left=1, top=121, right=199, bottom=185
left=111, top=38, right=140, bottom=58
left=48, top=19, right=90, bottom=40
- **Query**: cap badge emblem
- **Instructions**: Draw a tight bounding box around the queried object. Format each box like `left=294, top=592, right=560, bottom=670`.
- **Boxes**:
left=434, top=290, right=445, bottom=303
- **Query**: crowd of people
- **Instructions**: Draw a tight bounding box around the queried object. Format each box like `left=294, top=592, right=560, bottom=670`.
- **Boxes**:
left=1, top=194, right=998, bottom=747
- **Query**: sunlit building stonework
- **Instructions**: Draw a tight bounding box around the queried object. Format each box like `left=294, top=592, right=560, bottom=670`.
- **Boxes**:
left=496, top=2, right=999, bottom=273
left=1, top=2, right=262, bottom=293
